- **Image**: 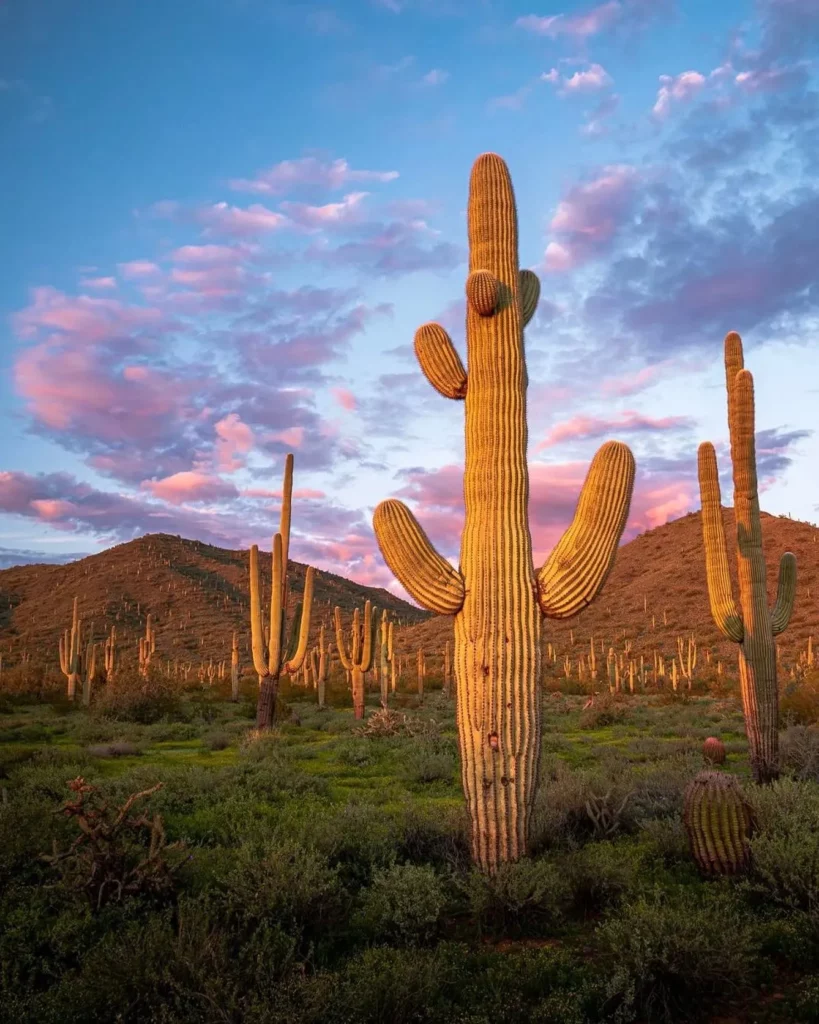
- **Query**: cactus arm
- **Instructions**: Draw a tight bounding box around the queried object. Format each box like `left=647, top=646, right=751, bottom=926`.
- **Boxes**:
left=771, top=552, right=797, bottom=636
left=414, top=323, right=467, bottom=400
left=333, top=606, right=353, bottom=671
left=360, top=601, right=375, bottom=673
left=536, top=440, right=635, bottom=619
left=519, top=269, right=540, bottom=327
left=279, top=454, right=293, bottom=599
left=373, top=499, right=465, bottom=614
left=697, top=442, right=745, bottom=643
left=286, top=568, right=313, bottom=671
left=268, top=533, right=284, bottom=674
left=248, top=544, right=269, bottom=678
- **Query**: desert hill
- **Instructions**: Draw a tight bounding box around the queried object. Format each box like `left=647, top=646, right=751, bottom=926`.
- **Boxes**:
left=1, top=511, right=817, bottom=678
left=0, top=533, right=428, bottom=671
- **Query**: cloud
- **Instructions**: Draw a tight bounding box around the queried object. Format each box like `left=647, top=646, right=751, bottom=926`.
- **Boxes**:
left=487, top=85, right=533, bottom=112
left=141, top=471, right=238, bottom=505
left=194, top=202, right=290, bottom=238
left=0, top=546, right=93, bottom=569
left=280, top=191, right=370, bottom=231
left=543, top=165, right=639, bottom=272
left=306, top=220, right=463, bottom=276
left=228, top=156, right=399, bottom=196
left=535, top=410, right=695, bottom=450
left=118, top=260, right=161, bottom=280
left=516, top=1, right=621, bottom=39
left=214, top=413, right=254, bottom=471
left=80, top=276, right=117, bottom=290
left=422, top=69, right=449, bottom=86
left=332, top=388, right=358, bottom=411
left=543, top=63, right=613, bottom=95
left=652, top=70, right=706, bottom=119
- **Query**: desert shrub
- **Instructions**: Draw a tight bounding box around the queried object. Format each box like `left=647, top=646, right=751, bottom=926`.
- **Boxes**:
left=578, top=694, right=628, bottom=729
left=466, top=858, right=571, bottom=937
left=93, top=673, right=184, bottom=724
left=630, top=754, right=701, bottom=820
left=401, top=737, right=457, bottom=785
left=780, top=724, right=819, bottom=781
left=393, top=803, right=470, bottom=870
left=201, top=730, right=231, bottom=752
left=599, top=885, right=759, bottom=1022
left=562, top=840, right=644, bottom=916
left=530, top=761, right=637, bottom=851
left=355, top=863, right=447, bottom=945
left=335, top=738, right=375, bottom=768
left=637, top=817, right=690, bottom=865
left=780, top=682, right=819, bottom=725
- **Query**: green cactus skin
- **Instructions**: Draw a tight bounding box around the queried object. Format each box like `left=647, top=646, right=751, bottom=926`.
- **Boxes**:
left=249, top=453, right=315, bottom=730
left=372, top=154, right=635, bottom=873
left=683, top=770, right=753, bottom=875
left=698, top=332, right=797, bottom=783
left=59, top=597, right=81, bottom=699
left=334, top=602, right=376, bottom=719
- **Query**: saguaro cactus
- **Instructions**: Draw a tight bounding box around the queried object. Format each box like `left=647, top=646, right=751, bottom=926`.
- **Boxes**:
left=310, top=624, right=330, bottom=708
left=379, top=609, right=391, bottom=706
left=82, top=634, right=97, bottom=707
left=683, top=770, right=753, bottom=875
left=103, top=625, right=116, bottom=682
left=334, top=601, right=376, bottom=719
left=698, top=332, right=796, bottom=783
left=59, top=597, right=81, bottom=699
left=230, top=631, right=239, bottom=702
left=249, top=453, right=315, bottom=729
left=373, top=153, right=635, bottom=873
left=138, top=615, right=155, bottom=679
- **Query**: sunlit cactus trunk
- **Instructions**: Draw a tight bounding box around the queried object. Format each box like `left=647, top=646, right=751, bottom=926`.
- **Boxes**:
left=334, top=602, right=375, bottom=719
left=698, top=332, right=796, bottom=784
left=373, top=154, right=635, bottom=873
left=59, top=597, right=81, bottom=699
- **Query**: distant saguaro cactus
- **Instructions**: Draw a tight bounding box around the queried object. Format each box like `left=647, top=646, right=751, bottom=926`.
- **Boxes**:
left=230, top=631, right=239, bottom=702
left=334, top=601, right=376, bottom=719
left=698, top=332, right=797, bottom=783
left=683, top=770, right=753, bottom=875
left=59, top=597, right=81, bottom=699
left=249, top=453, right=315, bottom=729
left=372, top=153, right=635, bottom=873
left=103, top=625, right=116, bottom=682
left=310, top=624, right=330, bottom=708
left=379, top=609, right=391, bottom=706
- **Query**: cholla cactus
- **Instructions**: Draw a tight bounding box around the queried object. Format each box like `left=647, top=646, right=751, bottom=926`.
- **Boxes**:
left=59, top=597, right=81, bottom=699
left=683, top=770, right=753, bottom=875
left=698, top=332, right=797, bottom=783
left=334, top=602, right=376, bottom=719
left=373, top=153, right=635, bottom=873
left=249, top=453, right=315, bottom=729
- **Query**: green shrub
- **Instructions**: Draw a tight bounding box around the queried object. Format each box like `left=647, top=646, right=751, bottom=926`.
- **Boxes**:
left=93, top=673, right=184, bottom=724
left=401, top=737, right=457, bottom=785
left=466, top=858, right=571, bottom=937
left=356, top=863, right=446, bottom=945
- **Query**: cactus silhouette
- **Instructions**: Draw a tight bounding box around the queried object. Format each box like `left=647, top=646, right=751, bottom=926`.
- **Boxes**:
left=373, top=153, right=635, bottom=873
left=698, top=332, right=796, bottom=783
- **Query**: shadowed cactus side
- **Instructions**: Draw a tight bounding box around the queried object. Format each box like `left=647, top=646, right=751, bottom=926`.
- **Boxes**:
left=372, top=152, right=635, bottom=874
left=683, top=770, right=753, bottom=875
left=698, top=331, right=797, bottom=783
left=703, top=736, right=726, bottom=765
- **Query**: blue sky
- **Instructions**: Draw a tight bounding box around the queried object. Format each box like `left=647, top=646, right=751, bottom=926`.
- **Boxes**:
left=0, top=0, right=817, bottom=592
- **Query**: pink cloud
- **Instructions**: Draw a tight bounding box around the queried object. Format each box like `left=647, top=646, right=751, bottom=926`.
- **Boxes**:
left=242, top=487, right=326, bottom=500
left=516, top=1, right=621, bottom=39
left=214, top=413, right=254, bottom=471
left=269, top=426, right=306, bottom=448
left=171, top=244, right=251, bottom=265
left=142, top=471, right=238, bottom=505
left=280, top=191, right=369, bottom=231
left=599, top=365, right=664, bottom=397
left=118, top=260, right=161, bottom=280
left=196, top=202, right=290, bottom=238
left=652, top=70, right=707, bottom=119
left=12, top=286, right=166, bottom=343
left=543, top=165, right=638, bottom=272
left=422, top=69, right=449, bottom=86
left=169, top=265, right=247, bottom=296
left=29, top=498, right=80, bottom=520
left=228, top=156, right=399, bottom=196
left=80, top=276, right=117, bottom=290
left=543, top=63, right=613, bottom=94
left=535, top=410, right=694, bottom=450
left=332, top=387, right=357, bottom=411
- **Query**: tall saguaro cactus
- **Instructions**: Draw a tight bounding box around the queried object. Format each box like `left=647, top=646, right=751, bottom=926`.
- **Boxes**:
left=230, top=631, right=240, bottom=702
left=334, top=601, right=376, bottom=719
left=59, top=597, right=81, bottom=699
left=373, top=153, right=635, bottom=873
left=698, top=332, right=796, bottom=783
left=379, top=609, right=391, bottom=706
left=310, top=624, right=330, bottom=708
left=249, top=453, right=315, bottom=729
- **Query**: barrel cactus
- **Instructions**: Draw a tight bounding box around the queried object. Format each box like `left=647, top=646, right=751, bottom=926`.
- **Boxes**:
left=683, top=770, right=753, bottom=875
left=702, top=736, right=726, bottom=765
left=698, top=332, right=796, bottom=783
left=372, top=153, right=635, bottom=873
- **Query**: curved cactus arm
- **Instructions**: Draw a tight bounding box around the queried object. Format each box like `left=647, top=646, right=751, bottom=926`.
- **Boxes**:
left=519, top=269, right=540, bottom=327
left=414, top=323, right=467, bottom=400
left=373, top=499, right=465, bottom=614
left=279, top=454, right=293, bottom=598
left=333, top=606, right=353, bottom=671
left=249, top=544, right=270, bottom=678
left=697, top=442, right=745, bottom=643
left=536, top=440, right=635, bottom=619
left=771, top=552, right=797, bottom=636
left=284, top=566, right=315, bottom=672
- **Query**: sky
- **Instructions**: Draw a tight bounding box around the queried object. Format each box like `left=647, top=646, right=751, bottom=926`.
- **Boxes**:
left=0, top=0, right=817, bottom=598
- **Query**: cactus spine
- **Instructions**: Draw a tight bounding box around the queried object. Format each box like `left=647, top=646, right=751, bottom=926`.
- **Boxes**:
left=249, top=453, right=315, bottom=729
left=683, top=770, right=753, bottom=875
left=698, top=332, right=797, bottom=783
left=372, top=153, right=635, bottom=872
left=334, top=602, right=375, bottom=719
left=59, top=597, right=81, bottom=699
